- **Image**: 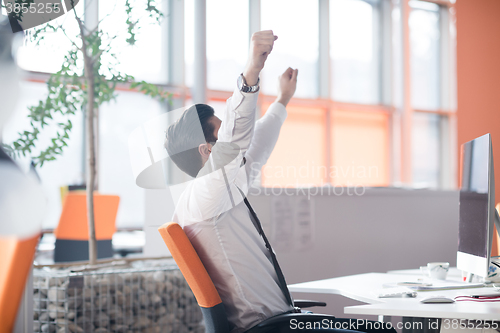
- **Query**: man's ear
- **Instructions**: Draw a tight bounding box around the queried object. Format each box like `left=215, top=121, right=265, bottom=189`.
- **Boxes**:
left=198, top=143, right=210, bottom=159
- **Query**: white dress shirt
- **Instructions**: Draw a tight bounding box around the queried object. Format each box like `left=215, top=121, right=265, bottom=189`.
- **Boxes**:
left=172, top=86, right=293, bottom=332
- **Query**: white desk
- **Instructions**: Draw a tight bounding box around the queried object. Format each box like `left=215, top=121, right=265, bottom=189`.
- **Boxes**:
left=289, top=271, right=500, bottom=321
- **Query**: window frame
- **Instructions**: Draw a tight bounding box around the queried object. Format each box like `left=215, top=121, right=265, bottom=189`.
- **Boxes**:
left=402, top=0, right=457, bottom=189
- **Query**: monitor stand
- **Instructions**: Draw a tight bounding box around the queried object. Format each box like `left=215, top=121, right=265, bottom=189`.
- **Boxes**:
left=464, top=210, right=500, bottom=283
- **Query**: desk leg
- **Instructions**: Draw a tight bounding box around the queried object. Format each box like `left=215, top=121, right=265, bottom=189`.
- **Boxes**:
left=402, top=317, right=441, bottom=333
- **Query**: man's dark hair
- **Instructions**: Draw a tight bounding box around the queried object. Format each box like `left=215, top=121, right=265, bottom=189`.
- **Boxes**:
left=164, top=104, right=217, bottom=177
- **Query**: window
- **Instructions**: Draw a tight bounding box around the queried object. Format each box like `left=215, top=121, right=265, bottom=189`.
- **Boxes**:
left=409, top=1, right=441, bottom=110
left=184, top=0, right=195, bottom=88
left=99, top=0, right=164, bottom=83
left=330, top=0, right=381, bottom=104
left=259, top=0, right=454, bottom=189
left=261, top=0, right=319, bottom=98
left=412, top=112, right=441, bottom=188
left=8, top=0, right=457, bottom=230
left=408, top=1, right=450, bottom=188
left=259, top=0, right=391, bottom=187
left=207, top=0, right=248, bottom=91
left=16, top=3, right=84, bottom=73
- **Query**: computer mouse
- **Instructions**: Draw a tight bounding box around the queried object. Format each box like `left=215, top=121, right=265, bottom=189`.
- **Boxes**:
left=420, top=296, right=455, bottom=304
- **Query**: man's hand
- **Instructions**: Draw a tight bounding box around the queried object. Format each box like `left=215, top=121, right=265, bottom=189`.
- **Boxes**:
left=276, top=67, right=298, bottom=107
left=243, top=30, right=278, bottom=86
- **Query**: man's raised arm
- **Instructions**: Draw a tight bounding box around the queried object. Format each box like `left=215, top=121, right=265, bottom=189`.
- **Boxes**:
left=217, top=30, right=277, bottom=153
left=276, top=67, right=298, bottom=108
left=243, top=30, right=278, bottom=85
left=245, top=67, right=298, bottom=185
left=184, top=31, right=277, bottom=222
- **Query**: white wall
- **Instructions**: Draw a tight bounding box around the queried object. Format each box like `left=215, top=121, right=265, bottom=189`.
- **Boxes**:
left=143, top=189, right=176, bottom=258
left=144, top=187, right=459, bottom=319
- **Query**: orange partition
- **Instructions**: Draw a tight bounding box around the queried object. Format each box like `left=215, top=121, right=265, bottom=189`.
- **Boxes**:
left=261, top=104, right=327, bottom=187
left=0, top=234, right=40, bottom=333
left=54, top=192, right=120, bottom=241
left=331, top=110, right=389, bottom=186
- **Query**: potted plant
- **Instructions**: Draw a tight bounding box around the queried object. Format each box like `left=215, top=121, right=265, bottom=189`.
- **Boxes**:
left=2, top=0, right=170, bottom=265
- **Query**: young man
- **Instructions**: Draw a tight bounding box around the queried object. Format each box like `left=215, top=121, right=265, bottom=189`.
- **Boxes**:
left=164, top=31, right=396, bottom=333
left=165, top=30, right=298, bottom=332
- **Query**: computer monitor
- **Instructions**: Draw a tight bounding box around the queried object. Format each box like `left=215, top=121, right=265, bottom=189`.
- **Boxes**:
left=457, top=133, right=500, bottom=278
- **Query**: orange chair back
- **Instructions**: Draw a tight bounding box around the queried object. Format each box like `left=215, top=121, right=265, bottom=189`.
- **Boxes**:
left=158, top=222, right=222, bottom=308
left=55, top=192, right=120, bottom=240
left=0, top=234, right=40, bottom=333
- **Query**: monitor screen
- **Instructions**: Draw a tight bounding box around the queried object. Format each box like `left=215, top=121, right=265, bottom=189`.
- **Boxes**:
left=458, top=134, right=491, bottom=259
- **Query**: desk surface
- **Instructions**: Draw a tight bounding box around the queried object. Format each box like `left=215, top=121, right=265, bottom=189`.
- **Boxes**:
left=289, top=272, right=500, bottom=320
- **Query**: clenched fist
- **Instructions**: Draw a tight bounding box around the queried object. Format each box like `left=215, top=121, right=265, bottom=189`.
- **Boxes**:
left=276, top=67, right=298, bottom=107
left=243, top=30, right=278, bottom=86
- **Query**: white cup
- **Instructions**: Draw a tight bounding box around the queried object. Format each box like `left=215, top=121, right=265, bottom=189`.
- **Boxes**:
left=420, top=262, right=450, bottom=280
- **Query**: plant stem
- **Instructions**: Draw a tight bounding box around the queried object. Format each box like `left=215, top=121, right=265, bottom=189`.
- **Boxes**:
left=85, top=70, right=97, bottom=266
left=77, top=16, right=97, bottom=266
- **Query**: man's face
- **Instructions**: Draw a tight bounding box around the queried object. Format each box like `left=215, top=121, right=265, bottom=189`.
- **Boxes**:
left=209, top=115, right=222, bottom=149
left=199, top=115, right=222, bottom=167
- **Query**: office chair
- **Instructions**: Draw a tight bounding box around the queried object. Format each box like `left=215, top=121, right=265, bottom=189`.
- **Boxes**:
left=54, top=192, right=120, bottom=262
left=158, top=222, right=339, bottom=333
left=0, top=234, right=40, bottom=333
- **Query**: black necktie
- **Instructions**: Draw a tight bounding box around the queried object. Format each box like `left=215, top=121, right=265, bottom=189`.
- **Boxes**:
left=241, top=195, right=295, bottom=309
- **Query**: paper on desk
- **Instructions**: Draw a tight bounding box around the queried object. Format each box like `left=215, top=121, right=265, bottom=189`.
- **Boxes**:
left=384, top=281, right=485, bottom=291
left=371, top=286, right=417, bottom=298
left=409, top=283, right=485, bottom=291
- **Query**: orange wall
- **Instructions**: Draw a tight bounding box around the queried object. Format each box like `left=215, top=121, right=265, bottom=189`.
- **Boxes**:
left=456, top=0, right=500, bottom=254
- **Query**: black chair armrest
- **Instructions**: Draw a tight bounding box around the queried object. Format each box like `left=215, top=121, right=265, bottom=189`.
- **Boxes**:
left=293, top=299, right=327, bottom=308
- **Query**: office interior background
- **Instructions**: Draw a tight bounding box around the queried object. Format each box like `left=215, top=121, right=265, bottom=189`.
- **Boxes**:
left=2, top=0, right=500, bottom=329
